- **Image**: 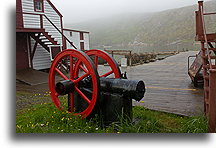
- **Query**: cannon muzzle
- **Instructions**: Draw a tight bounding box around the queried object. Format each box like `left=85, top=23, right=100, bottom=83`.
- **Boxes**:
left=100, top=78, right=145, bottom=101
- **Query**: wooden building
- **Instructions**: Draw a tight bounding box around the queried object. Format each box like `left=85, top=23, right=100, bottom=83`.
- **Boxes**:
left=16, top=0, right=90, bottom=70
left=63, top=29, right=90, bottom=51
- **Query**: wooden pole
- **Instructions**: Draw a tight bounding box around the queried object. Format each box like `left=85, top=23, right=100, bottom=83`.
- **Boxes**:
left=129, top=51, right=132, bottom=66
left=208, top=69, right=216, bottom=133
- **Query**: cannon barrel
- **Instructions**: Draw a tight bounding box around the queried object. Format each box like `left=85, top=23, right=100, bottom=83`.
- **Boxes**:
left=56, top=78, right=145, bottom=102
left=100, top=78, right=145, bottom=101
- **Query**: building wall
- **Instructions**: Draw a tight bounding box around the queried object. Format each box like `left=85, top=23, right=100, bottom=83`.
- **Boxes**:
left=63, top=30, right=90, bottom=50
left=83, top=33, right=90, bottom=50
left=30, top=37, right=51, bottom=70
left=22, top=0, right=42, bottom=28
left=22, top=0, right=62, bottom=45
left=43, top=0, right=62, bottom=45
left=21, top=0, right=63, bottom=70
left=16, top=0, right=23, bottom=28
left=16, top=33, right=29, bottom=70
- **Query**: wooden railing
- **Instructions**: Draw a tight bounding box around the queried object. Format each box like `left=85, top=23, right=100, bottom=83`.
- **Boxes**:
left=16, top=12, right=77, bottom=49
left=196, top=1, right=216, bottom=133
left=199, top=3, right=215, bottom=69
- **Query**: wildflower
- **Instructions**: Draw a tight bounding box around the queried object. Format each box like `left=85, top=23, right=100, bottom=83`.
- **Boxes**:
left=61, top=130, right=64, bottom=132
left=40, top=124, right=45, bottom=127
left=61, top=117, right=65, bottom=121
left=117, top=132, right=120, bottom=134
left=95, top=128, right=98, bottom=130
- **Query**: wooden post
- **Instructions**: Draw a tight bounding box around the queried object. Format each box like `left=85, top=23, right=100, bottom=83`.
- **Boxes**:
left=208, top=69, right=216, bottom=133
left=129, top=51, right=132, bottom=66
left=40, top=15, right=43, bottom=29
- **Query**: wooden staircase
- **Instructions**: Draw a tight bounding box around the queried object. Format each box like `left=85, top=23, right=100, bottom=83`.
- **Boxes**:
left=30, top=30, right=60, bottom=53
left=196, top=1, right=216, bottom=133
left=28, top=14, right=77, bottom=62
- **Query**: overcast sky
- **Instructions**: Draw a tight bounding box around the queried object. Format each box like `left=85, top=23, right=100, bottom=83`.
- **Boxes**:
left=51, top=0, right=207, bottom=24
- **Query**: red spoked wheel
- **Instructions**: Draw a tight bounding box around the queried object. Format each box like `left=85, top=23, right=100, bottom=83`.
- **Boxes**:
left=49, top=49, right=99, bottom=118
left=74, top=49, right=121, bottom=78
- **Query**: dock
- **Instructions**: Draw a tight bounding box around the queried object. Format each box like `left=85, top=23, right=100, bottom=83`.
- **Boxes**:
left=121, top=51, right=204, bottom=116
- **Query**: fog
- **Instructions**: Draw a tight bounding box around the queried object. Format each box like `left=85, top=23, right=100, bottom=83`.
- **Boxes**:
left=51, top=0, right=207, bottom=24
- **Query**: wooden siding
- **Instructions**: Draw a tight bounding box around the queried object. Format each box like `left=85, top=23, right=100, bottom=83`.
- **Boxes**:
left=22, top=0, right=62, bottom=44
left=31, top=37, right=51, bottom=70
left=21, top=0, right=63, bottom=70
left=43, top=0, right=62, bottom=45
left=84, top=33, right=90, bottom=50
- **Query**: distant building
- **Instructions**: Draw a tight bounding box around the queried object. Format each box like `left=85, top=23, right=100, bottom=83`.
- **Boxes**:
left=63, top=29, right=90, bottom=51
left=16, top=0, right=90, bottom=70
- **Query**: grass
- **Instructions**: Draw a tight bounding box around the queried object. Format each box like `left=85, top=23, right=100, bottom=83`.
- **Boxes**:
left=16, top=102, right=208, bottom=133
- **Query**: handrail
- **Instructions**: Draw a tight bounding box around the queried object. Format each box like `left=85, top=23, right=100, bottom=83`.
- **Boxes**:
left=203, top=12, right=216, bottom=15
left=43, top=14, right=77, bottom=49
left=18, top=12, right=77, bottom=49
left=199, top=4, right=213, bottom=69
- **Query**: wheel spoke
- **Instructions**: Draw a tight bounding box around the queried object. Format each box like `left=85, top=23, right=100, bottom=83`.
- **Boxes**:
left=68, top=93, right=74, bottom=112
left=94, top=56, right=98, bottom=69
left=79, top=65, right=88, bottom=73
left=55, top=92, right=59, bottom=97
left=73, top=72, right=90, bottom=83
left=70, top=55, right=73, bottom=79
left=100, top=70, right=113, bottom=77
left=55, top=67, right=68, bottom=80
left=75, top=86, right=91, bottom=104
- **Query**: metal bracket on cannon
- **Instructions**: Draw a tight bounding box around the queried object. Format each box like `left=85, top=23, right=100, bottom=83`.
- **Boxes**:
left=49, top=49, right=145, bottom=125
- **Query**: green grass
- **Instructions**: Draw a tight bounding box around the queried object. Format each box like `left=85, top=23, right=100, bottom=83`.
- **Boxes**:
left=16, top=102, right=208, bottom=133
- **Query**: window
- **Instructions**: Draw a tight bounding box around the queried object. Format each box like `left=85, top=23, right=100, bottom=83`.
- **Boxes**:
left=34, top=0, right=43, bottom=12
left=70, top=32, right=72, bottom=37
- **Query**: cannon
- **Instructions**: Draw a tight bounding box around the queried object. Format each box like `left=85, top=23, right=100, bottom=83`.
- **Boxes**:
left=49, top=49, right=145, bottom=125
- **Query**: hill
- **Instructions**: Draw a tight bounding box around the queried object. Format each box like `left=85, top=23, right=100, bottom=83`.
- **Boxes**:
left=65, top=1, right=216, bottom=53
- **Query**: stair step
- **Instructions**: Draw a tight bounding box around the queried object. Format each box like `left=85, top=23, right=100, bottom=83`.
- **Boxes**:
left=47, top=44, right=61, bottom=48
left=203, top=65, right=216, bottom=69
left=44, top=42, right=53, bottom=45
left=204, top=87, right=209, bottom=92
left=202, top=48, right=215, bottom=51
left=202, top=56, right=216, bottom=59
left=204, top=75, right=209, bottom=80
left=41, top=39, right=50, bottom=42
left=39, top=36, right=47, bottom=39
left=204, top=98, right=209, bottom=105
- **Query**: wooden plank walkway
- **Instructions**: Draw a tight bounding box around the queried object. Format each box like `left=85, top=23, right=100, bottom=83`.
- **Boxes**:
left=120, top=51, right=204, bottom=116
